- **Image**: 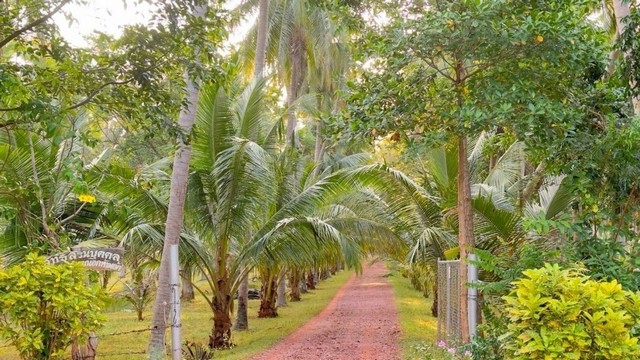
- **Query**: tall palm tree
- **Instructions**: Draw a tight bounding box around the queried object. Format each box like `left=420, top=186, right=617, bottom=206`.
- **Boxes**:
left=184, top=78, right=402, bottom=347
left=147, top=4, right=208, bottom=357
left=235, top=0, right=347, bottom=145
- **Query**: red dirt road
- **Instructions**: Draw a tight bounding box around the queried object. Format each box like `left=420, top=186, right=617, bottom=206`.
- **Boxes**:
left=251, top=262, right=401, bottom=360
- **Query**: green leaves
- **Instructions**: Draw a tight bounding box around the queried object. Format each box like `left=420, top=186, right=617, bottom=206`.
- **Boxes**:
left=502, top=263, right=640, bottom=359
left=0, top=254, right=105, bottom=360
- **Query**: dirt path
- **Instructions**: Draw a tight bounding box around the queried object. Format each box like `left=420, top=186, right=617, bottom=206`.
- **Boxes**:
left=251, top=262, right=401, bottom=360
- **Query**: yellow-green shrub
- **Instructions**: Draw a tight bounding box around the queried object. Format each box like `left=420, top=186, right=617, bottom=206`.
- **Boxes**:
left=0, top=254, right=106, bottom=360
left=502, top=263, right=640, bottom=359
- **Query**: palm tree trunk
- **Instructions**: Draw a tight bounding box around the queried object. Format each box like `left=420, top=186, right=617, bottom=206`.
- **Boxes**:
left=147, top=4, right=208, bottom=356
left=285, top=29, right=307, bottom=145
left=457, top=135, right=474, bottom=343
left=253, top=0, right=269, bottom=78
left=234, top=0, right=270, bottom=333
left=306, top=271, right=316, bottom=290
left=147, top=68, right=201, bottom=359
left=181, top=275, right=195, bottom=302
left=275, top=273, right=287, bottom=307
left=258, top=272, right=278, bottom=318
left=313, top=119, right=324, bottom=176
left=234, top=275, right=249, bottom=330
left=210, top=286, right=233, bottom=348
left=288, top=270, right=302, bottom=301
left=300, top=274, right=308, bottom=293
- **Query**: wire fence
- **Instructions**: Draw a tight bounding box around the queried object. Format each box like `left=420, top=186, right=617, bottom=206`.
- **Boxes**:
left=0, top=326, right=171, bottom=360
left=437, top=259, right=461, bottom=345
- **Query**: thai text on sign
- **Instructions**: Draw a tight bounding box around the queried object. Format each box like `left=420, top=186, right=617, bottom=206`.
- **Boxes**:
left=46, top=247, right=124, bottom=271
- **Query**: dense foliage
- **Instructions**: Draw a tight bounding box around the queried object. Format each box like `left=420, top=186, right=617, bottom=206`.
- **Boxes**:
left=0, top=254, right=105, bottom=360
left=503, top=264, right=640, bottom=359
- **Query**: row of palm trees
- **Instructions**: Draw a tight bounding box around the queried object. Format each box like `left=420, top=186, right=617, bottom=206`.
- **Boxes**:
left=0, top=0, right=587, bottom=357
left=0, top=88, right=576, bottom=355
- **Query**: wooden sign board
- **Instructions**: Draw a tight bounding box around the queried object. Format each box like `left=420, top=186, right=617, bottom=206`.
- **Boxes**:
left=46, top=247, right=124, bottom=271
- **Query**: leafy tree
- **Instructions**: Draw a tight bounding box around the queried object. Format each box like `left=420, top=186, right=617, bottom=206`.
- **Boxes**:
left=0, top=254, right=105, bottom=360
left=341, top=0, right=608, bottom=341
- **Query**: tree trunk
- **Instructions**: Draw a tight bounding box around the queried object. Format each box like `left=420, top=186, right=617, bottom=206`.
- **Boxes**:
left=234, top=0, right=269, bottom=333
left=285, top=29, right=307, bottom=145
left=520, top=162, right=545, bottom=208
left=71, top=334, right=98, bottom=360
left=306, top=271, right=316, bottom=290
left=234, top=274, right=249, bottom=330
left=614, top=0, right=630, bottom=39
left=288, top=270, right=302, bottom=302
left=254, top=0, right=269, bottom=78
left=181, top=276, right=195, bottom=302
left=180, top=266, right=196, bottom=301
left=431, top=284, right=438, bottom=317
left=100, top=271, right=111, bottom=290
left=320, top=268, right=331, bottom=280
left=258, top=274, right=278, bottom=318
left=457, top=135, right=475, bottom=343
left=147, top=8, right=207, bottom=355
left=275, top=273, right=287, bottom=307
left=300, top=276, right=308, bottom=293
left=613, top=0, right=639, bottom=113
left=147, top=63, right=202, bottom=358
left=209, top=290, right=233, bottom=349
left=313, top=119, right=324, bottom=177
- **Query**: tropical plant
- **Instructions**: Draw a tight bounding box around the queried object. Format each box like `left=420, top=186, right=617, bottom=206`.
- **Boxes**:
left=181, top=76, right=405, bottom=347
left=0, top=254, right=106, bottom=360
left=502, top=263, right=640, bottom=360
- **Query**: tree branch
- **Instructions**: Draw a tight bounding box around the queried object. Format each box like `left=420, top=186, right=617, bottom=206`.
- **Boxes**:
left=65, top=79, right=134, bottom=110
left=0, top=0, right=73, bottom=49
left=423, top=58, right=456, bottom=82
left=27, top=132, right=58, bottom=248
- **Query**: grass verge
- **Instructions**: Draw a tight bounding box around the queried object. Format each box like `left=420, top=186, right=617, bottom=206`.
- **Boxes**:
left=0, top=270, right=353, bottom=360
left=387, top=269, right=437, bottom=360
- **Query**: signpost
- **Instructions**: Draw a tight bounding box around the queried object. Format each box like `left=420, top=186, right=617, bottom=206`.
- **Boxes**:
left=46, top=247, right=124, bottom=271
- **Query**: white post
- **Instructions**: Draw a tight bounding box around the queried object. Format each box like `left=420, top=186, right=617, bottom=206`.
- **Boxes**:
left=169, top=244, right=181, bottom=360
left=467, top=253, right=478, bottom=339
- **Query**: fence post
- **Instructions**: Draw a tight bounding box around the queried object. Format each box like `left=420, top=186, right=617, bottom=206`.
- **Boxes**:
left=468, top=253, right=478, bottom=339
left=169, top=244, right=181, bottom=360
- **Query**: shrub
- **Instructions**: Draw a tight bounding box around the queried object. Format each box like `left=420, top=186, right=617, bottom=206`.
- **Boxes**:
left=0, top=254, right=106, bottom=360
left=502, top=263, right=640, bottom=359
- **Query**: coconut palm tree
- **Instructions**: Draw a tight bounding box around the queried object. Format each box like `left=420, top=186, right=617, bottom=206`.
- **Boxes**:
left=182, top=77, right=403, bottom=347
left=235, top=0, right=350, bottom=145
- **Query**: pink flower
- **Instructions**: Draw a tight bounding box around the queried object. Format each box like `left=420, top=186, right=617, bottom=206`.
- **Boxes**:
left=448, top=348, right=456, bottom=354
left=437, top=340, right=446, bottom=348
left=464, top=350, right=472, bottom=357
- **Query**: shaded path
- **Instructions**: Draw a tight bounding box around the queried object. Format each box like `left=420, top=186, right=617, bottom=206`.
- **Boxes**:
left=251, top=262, right=401, bottom=360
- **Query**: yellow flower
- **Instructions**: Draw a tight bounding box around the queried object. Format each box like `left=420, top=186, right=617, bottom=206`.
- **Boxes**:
left=77, top=194, right=96, bottom=203
left=535, top=35, right=544, bottom=44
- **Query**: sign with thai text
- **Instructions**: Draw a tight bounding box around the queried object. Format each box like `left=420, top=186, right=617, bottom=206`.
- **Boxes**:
left=46, top=247, right=124, bottom=271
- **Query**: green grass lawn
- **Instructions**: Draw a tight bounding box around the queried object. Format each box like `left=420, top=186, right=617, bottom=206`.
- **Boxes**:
left=387, top=270, right=438, bottom=360
left=0, top=270, right=353, bottom=360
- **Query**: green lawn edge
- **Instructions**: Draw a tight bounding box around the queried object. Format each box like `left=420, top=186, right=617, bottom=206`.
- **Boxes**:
left=387, top=269, right=437, bottom=360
